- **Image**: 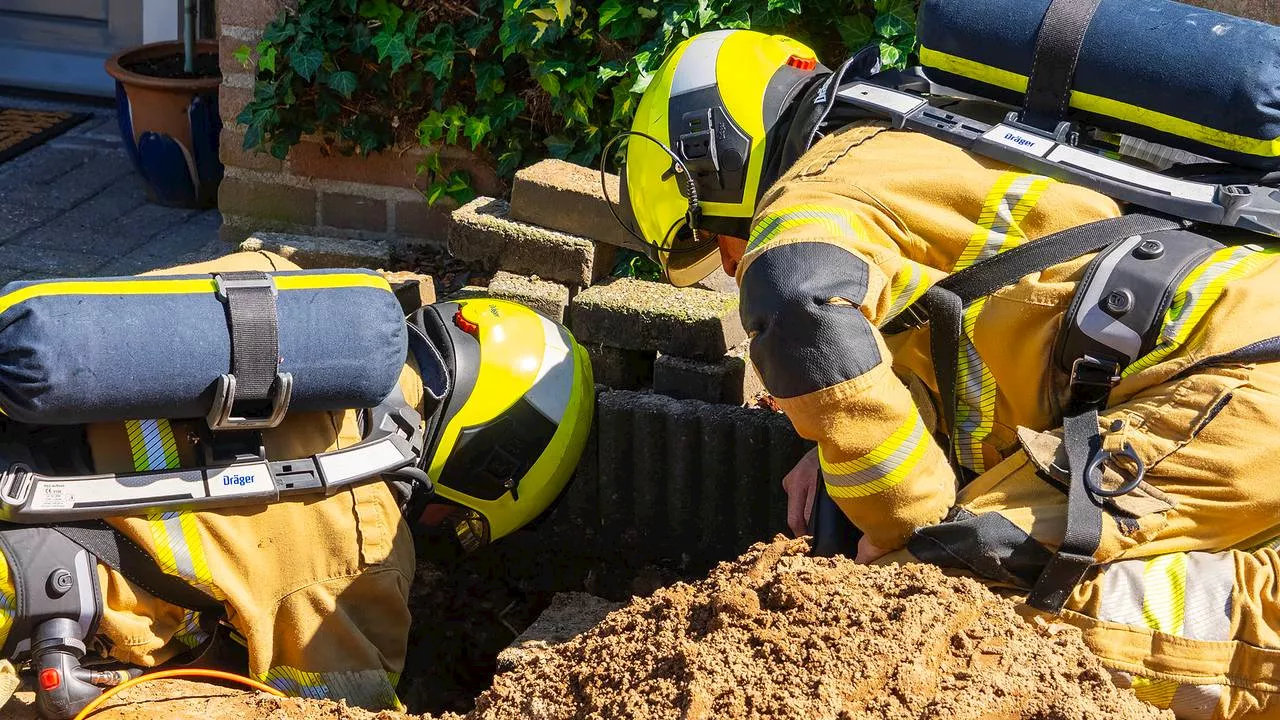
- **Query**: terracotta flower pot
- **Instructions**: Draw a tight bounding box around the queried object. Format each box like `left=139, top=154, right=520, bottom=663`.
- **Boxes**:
left=105, top=40, right=223, bottom=209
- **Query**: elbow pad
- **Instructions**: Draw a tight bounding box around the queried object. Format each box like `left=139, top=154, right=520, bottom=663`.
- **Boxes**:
left=740, top=242, right=881, bottom=399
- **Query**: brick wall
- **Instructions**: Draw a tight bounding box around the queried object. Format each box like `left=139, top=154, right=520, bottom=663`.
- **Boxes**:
left=215, top=0, right=499, bottom=248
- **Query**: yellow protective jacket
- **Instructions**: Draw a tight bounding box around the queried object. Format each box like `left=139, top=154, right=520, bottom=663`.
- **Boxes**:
left=739, top=123, right=1280, bottom=718
left=0, top=251, right=418, bottom=710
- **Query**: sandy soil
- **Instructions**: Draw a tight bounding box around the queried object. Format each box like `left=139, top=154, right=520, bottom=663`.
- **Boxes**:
left=9, top=537, right=1167, bottom=720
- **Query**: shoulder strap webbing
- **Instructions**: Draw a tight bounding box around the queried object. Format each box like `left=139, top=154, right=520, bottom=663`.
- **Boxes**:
left=53, top=522, right=222, bottom=612
left=1022, top=0, right=1104, bottom=130
left=902, top=214, right=1183, bottom=468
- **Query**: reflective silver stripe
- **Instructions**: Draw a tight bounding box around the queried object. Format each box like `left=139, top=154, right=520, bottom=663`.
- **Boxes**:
left=1098, top=559, right=1148, bottom=627
left=1170, top=683, right=1222, bottom=720
left=670, top=30, right=734, bottom=97
left=1182, top=552, right=1233, bottom=642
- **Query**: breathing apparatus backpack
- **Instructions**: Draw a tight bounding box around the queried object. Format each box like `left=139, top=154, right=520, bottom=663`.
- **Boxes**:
left=0, top=263, right=593, bottom=719
left=804, top=0, right=1280, bottom=610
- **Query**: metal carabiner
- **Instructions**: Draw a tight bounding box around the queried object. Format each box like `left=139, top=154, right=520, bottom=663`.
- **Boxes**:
left=1083, top=441, right=1145, bottom=498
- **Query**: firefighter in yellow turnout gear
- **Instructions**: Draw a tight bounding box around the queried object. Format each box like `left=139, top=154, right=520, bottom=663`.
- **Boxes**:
left=616, top=30, right=1280, bottom=719
left=0, top=249, right=595, bottom=719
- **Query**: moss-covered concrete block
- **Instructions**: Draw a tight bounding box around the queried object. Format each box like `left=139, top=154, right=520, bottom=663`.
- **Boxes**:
left=653, top=344, right=764, bottom=405
left=485, top=271, right=571, bottom=322
left=239, top=231, right=391, bottom=268
left=570, top=277, right=745, bottom=361
left=448, top=197, right=616, bottom=287
left=509, top=159, right=647, bottom=253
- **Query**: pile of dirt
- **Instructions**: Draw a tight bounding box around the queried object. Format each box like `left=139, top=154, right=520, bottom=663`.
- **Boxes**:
left=471, top=537, right=1169, bottom=720
left=9, top=537, right=1167, bottom=720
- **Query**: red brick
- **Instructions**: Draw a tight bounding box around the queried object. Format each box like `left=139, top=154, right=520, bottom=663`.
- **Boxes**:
left=220, top=128, right=283, bottom=171
left=288, top=142, right=428, bottom=188
left=218, top=176, right=315, bottom=226
left=218, top=85, right=253, bottom=127
left=321, top=192, right=387, bottom=232
left=395, top=199, right=452, bottom=242
left=218, top=0, right=290, bottom=30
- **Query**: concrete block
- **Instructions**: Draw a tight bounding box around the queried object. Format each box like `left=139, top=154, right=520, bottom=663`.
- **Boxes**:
left=382, top=270, right=437, bottom=313
left=653, top=344, right=764, bottom=405
left=570, top=277, right=745, bottom=361
left=448, top=197, right=615, bottom=288
left=508, top=159, right=646, bottom=253
left=485, top=271, right=571, bottom=322
left=594, top=390, right=811, bottom=563
left=584, top=344, right=654, bottom=390
left=239, top=231, right=391, bottom=268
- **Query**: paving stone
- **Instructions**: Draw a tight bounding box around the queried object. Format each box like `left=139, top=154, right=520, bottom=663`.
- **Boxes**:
left=483, top=271, right=571, bottom=322
left=16, top=181, right=151, bottom=255
left=653, top=344, right=764, bottom=405
left=570, top=277, right=745, bottom=361
left=0, top=146, right=94, bottom=191
left=0, top=243, right=108, bottom=276
left=509, top=160, right=646, bottom=252
left=0, top=202, right=61, bottom=243
left=0, top=149, right=135, bottom=211
left=129, top=210, right=224, bottom=260
left=584, top=344, right=655, bottom=390
left=594, top=390, right=809, bottom=562
left=448, top=197, right=615, bottom=288
left=239, top=231, right=392, bottom=268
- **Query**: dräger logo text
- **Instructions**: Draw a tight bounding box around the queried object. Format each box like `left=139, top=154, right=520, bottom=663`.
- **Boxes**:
left=1004, top=132, right=1037, bottom=148
left=222, top=473, right=256, bottom=487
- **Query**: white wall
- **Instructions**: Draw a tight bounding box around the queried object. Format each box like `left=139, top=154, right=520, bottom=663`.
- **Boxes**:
left=142, top=0, right=179, bottom=43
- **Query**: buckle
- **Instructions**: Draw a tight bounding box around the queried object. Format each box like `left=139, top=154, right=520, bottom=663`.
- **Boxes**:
left=884, top=301, right=930, bottom=334
left=206, top=372, right=293, bottom=431
left=213, top=272, right=277, bottom=300
left=1068, top=355, right=1122, bottom=408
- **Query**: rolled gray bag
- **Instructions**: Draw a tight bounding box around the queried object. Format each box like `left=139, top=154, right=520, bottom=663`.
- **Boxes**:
left=0, top=268, right=407, bottom=425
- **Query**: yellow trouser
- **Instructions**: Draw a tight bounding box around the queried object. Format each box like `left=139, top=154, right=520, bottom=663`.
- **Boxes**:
left=0, top=251, right=419, bottom=710
left=740, top=123, right=1280, bottom=718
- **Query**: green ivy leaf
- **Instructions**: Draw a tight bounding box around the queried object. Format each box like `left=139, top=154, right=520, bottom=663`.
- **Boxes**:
left=233, top=45, right=252, bottom=68
left=424, top=50, right=454, bottom=80
left=260, top=46, right=278, bottom=74
left=878, top=41, right=903, bottom=67
left=766, top=0, right=802, bottom=13
left=874, top=0, right=917, bottom=34
left=538, top=72, right=561, bottom=97
left=287, top=47, right=323, bottom=81
left=637, top=6, right=658, bottom=19
left=544, top=133, right=575, bottom=158
left=326, top=69, right=358, bottom=97
left=463, top=20, right=493, bottom=49
left=598, top=0, right=630, bottom=27
left=463, top=115, right=491, bottom=149
left=372, top=31, right=412, bottom=71
left=445, top=169, right=476, bottom=204
left=837, top=13, right=876, bottom=51
left=496, top=149, right=523, bottom=178
left=474, top=62, right=506, bottom=100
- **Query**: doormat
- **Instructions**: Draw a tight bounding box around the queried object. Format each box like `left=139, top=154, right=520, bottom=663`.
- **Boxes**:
left=0, top=107, right=90, bottom=164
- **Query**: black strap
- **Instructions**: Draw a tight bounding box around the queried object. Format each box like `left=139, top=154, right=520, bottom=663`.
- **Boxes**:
left=939, top=214, right=1183, bottom=305
left=220, top=271, right=281, bottom=406
left=54, top=522, right=223, bottom=612
left=1022, top=0, right=1104, bottom=130
left=1026, top=406, right=1106, bottom=611
left=917, top=285, right=964, bottom=468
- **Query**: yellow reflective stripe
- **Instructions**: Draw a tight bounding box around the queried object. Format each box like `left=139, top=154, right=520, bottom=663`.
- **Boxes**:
left=919, top=45, right=1280, bottom=159
left=951, top=173, right=1052, bottom=473
left=821, top=412, right=930, bottom=498
left=258, top=666, right=401, bottom=708
left=955, top=297, right=998, bottom=473
left=125, top=418, right=181, bottom=472
left=1141, top=553, right=1187, bottom=637
left=745, top=204, right=863, bottom=254
left=883, top=260, right=932, bottom=323
left=953, top=172, right=1054, bottom=272
left=0, top=272, right=391, bottom=317
left=1125, top=245, right=1279, bottom=376
left=0, top=547, right=14, bottom=649
left=1132, top=676, right=1180, bottom=709
left=173, top=609, right=209, bottom=649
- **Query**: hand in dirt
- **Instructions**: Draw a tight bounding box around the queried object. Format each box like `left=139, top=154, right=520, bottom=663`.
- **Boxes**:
left=783, top=447, right=820, bottom=538
left=854, top=536, right=891, bottom=564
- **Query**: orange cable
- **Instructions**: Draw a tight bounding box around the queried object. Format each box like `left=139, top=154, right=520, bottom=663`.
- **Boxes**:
left=71, top=668, right=286, bottom=720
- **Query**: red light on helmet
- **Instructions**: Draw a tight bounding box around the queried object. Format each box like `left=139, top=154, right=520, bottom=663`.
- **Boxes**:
left=453, top=310, right=479, bottom=335
left=786, top=54, right=817, bottom=71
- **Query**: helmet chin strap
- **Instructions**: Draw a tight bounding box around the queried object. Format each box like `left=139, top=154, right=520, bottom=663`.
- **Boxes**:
left=600, top=130, right=707, bottom=254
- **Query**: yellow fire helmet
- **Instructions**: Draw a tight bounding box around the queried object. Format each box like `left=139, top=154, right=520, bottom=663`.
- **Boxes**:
left=411, top=297, right=594, bottom=550
left=608, top=30, right=828, bottom=286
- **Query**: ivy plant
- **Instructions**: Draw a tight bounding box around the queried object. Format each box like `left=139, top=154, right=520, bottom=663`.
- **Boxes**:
left=237, top=0, right=920, bottom=205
